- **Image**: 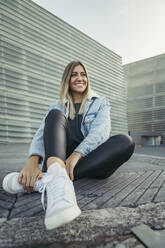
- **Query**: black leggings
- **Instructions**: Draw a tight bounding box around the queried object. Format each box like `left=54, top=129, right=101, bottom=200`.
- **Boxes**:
left=42, top=109, right=135, bottom=180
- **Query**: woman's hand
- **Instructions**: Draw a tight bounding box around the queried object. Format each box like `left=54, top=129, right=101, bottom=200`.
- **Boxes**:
left=18, top=156, right=42, bottom=193
left=65, top=152, right=82, bottom=181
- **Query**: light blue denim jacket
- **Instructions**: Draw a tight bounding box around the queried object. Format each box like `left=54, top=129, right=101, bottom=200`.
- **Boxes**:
left=28, top=90, right=111, bottom=167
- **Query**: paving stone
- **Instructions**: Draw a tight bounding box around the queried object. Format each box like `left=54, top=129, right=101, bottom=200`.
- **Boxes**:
left=0, top=188, right=16, bottom=218
left=120, top=170, right=162, bottom=207
left=131, top=223, right=165, bottom=248
left=154, top=175, right=165, bottom=203
left=137, top=170, right=165, bottom=205
left=10, top=192, right=44, bottom=218
left=0, top=207, right=9, bottom=218
left=100, top=171, right=152, bottom=208
left=76, top=172, right=124, bottom=201
left=0, top=199, right=15, bottom=210
left=75, top=177, right=115, bottom=198
left=10, top=200, right=44, bottom=218
left=0, top=193, right=16, bottom=203
left=80, top=172, right=142, bottom=210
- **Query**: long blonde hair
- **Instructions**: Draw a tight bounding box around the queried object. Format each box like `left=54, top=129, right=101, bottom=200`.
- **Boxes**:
left=60, top=61, right=91, bottom=119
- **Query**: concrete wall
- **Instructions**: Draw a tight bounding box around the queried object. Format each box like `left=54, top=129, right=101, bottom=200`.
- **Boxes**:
left=0, top=0, right=128, bottom=143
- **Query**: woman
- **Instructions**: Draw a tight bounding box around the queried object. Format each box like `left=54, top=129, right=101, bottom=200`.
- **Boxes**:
left=2, top=61, right=135, bottom=230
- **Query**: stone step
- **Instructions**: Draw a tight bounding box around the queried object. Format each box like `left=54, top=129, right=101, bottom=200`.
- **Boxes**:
left=0, top=202, right=165, bottom=248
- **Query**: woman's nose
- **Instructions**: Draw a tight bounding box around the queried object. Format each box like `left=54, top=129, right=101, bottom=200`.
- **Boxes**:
left=77, top=74, right=82, bottom=80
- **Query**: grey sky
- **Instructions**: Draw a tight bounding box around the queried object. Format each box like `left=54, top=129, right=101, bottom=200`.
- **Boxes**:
left=32, top=0, right=165, bottom=64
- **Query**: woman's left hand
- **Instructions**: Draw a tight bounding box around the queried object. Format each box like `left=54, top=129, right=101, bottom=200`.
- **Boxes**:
left=65, top=151, right=82, bottom=181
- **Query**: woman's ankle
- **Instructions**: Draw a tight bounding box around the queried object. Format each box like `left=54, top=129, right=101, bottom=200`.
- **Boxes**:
left=47, top=157, right=66, bottom=169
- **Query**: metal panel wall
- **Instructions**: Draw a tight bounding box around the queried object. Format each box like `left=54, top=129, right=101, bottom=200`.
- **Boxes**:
left=124, top=53, right=165, bottom=138
left=0, top=0, right=128, bottom=143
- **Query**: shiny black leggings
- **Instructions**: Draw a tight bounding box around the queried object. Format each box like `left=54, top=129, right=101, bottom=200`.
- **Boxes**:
left=42, top=109, right=135, bottom=180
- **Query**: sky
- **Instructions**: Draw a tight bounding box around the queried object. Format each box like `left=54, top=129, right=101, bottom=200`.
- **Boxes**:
left=33, top=0, right=165, bottom=64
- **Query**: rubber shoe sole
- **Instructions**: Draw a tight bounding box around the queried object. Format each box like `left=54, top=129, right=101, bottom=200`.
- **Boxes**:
left=2, top=172, right=20, bottom=194
left=45, top=205, right=81, bottom=230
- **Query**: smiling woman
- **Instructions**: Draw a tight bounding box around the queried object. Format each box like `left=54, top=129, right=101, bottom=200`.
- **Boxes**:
left=60, top=61, right=90, bottom=120
left=2, top=60, right=135, bottom=231
left=70, top=65, right=88, bottom=97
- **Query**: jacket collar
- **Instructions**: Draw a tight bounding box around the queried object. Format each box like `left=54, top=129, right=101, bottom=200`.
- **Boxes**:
left=87, top=89, right=99, bottom=101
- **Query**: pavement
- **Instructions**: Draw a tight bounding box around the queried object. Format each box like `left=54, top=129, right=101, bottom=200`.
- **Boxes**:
left=0, top=144, right=165, bottom=248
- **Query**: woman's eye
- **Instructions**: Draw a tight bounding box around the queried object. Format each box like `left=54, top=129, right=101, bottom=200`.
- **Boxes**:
left=71, top=73, right=86, bottom=77
left=81, top=73, right=87, bottom=77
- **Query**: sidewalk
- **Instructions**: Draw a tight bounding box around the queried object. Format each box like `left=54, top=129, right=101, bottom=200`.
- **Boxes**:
left=0, top=144, right=165, bottom=247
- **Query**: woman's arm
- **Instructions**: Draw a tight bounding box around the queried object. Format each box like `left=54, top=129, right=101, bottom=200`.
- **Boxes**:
left=18, top=155, right=42, bottom=192
left=74, top=97, right=111, bottom=157
left=65, top=151, right=82, bottom=180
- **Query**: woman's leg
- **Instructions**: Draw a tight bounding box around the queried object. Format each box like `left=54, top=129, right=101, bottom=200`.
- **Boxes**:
left=73, top=134, right=135, bottom=180
left=42, top=109, right=68, bottom=171
left=41, top=109, right=81, bottom=230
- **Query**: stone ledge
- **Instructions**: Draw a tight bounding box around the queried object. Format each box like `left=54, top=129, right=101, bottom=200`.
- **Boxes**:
left=0, top=202, right=165, bottom=248
left=131, top=153, right=165, bottom=165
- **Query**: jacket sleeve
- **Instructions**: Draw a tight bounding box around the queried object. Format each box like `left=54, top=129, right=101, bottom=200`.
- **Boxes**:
left=28, top=101, right=58, bottom=163
left=74, top=98, right=111, bottom=157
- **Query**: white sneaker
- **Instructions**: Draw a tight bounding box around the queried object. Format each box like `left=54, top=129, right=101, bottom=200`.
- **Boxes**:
left=2, top=172, right=46, bottom=194
left=42, top=162, right=81, bottom=230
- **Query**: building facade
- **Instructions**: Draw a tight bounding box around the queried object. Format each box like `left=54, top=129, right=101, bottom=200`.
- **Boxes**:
left=124, top=53, right=165, bottom=145
left=0, top=0, right=128, bottom=143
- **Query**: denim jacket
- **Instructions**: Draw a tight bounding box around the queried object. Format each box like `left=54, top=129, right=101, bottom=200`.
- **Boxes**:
left=28, top=90, right=111, bottom=167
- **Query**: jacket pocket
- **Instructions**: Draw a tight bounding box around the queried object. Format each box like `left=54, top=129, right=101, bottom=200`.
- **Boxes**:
left=84, top=113, right=96, bottom=123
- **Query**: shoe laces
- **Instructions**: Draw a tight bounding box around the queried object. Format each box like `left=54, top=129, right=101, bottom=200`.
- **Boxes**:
left=38, top=171, right=67, bottom=211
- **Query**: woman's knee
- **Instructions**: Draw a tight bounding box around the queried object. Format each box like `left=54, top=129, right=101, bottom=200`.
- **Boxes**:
left=117, top=134, right=134, bottom=146
left=45, top=109, right=66, bottom=122
left=111, top=134, right=135, bottom=154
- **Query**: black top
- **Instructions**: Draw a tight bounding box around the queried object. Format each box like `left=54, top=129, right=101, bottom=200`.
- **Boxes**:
left=67, top=103, right=84, bottom=144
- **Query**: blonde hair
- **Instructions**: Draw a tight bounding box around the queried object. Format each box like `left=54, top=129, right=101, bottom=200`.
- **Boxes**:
left=60, top=61, right=91, bottom=119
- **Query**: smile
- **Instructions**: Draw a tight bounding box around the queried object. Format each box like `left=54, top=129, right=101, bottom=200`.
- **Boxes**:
left=75, top=83, right=84, bottom=86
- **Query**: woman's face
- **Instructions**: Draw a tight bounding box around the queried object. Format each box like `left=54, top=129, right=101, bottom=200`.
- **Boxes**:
left=69, top=65, right=88, bottom=95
